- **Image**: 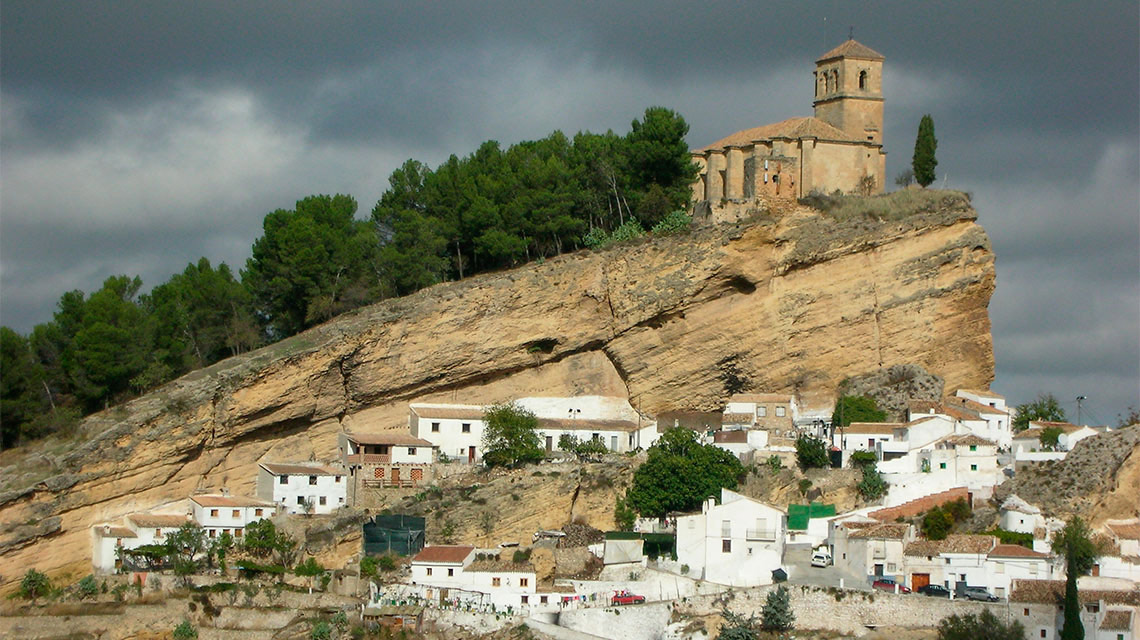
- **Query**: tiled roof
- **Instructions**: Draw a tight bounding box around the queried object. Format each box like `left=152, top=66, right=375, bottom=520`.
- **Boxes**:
left=714, top=430, right=749, bottom=444
left=940, top=434, right=997, bottom=448
left=93, top=525, right=138, bottom=538
left=844, top=422, right=903, bottom=434
left=939, top=404, right=980, bottom=421
left=127, top=513, right=191, bottom=529
left=190, top=495, right=276, bottom=508
left=1014, top=428, right=1044, bottom=440
left=988, top=544, right=1049, bottom=559
left=344, top=431, right=434, bottom=446
left=260, top=462, right=342, bottom=476
left=946, top=396, right=1009, bottom=416
left=817, top=39, right=885, bottom=62
left=1009, top=579, right=1140, bottom=605
left=536, top=417, right=642, bottom=433
left=955, top=388, right=1005, bottom=400
left=696, top=116, right=864, bottom=152
left=1028, top=421, right=1083, bottom=433
left=870, top=487, right=970, bottom=522
left=412, top=545, right=475, bottom=565
left=1106, top=521, right=1140, bottom=541
left=465, top=560, right=536, bottom=574
left=904, top=535, right=995, bottom=557
left=409, top=404, right=485, bottom=421
left=729, top=394, right=793, bottom=404
left=722, top=413, right=755, bottom=425
left=1100, top=609, right=1133, bottom=631
left=849, top=523, right=911, bottom=540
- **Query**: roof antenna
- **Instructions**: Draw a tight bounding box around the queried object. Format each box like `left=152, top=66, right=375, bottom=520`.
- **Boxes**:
left=849, top=26, right=854, bottom=40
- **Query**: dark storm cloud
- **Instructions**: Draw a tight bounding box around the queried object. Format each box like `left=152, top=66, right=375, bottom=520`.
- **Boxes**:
left=1, top=1, right=1137, bottom=418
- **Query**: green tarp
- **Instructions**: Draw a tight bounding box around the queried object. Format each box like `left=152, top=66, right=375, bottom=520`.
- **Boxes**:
left=787, top=502, right=836, bottom=531
left=363, top=514, right=426, bottom=556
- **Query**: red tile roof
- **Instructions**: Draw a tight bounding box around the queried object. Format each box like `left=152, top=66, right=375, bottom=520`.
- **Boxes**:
left=849, top=523, right=911, bottom=540
left=696, top=116, right=863, bottom=151
left=94, top=525, right=138, bottom=538
left=260, top=462, right=342, bottom=476
left=1106, top=522, right=1140, bottom=541
left=728, top=394, right=793, bottom=404
left=817, top=39, right=885, bottom=62
left=1009, top=579, right=1140, bottom=605
left=940, top=434, right=997, bottom=448
left=722, top=413, right=756, bottom=425
left=345, top=431, right=434, bottom=446
left=536, top=417, right=641, bottom=433
left=988, top=544, right=1050, bottom=559
left=127, top=513, right=192, bottom=529
left=844, top=422, right=903, bottom=434
left=904, top=535, right=995, bottom=557
left=946, top=396, right=1009, bottom=416
left=1100, top=609, right=1133, bottom=631
left=714, top=430, right=749, bottom=444
left=869, top=487, right=970, bottom=522
left=412, top=545, right=475, bottom=565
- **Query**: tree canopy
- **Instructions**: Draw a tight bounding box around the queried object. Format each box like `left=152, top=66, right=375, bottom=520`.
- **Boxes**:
left=831, top=395, right=887, bottom=427
left=481, top=402, right=544, bottom=468
left=912, top=114, right=938, bottom=187
left=936, top=609, right=1025, bottom=640
left=625, top=428, right=745, bottom=518
left=1013, top=392, right=1067, bottom=432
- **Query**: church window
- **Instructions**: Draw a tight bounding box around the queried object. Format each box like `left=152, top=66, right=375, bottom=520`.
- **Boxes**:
left=832, top=70, right=839, bottom=91
left=859, top=70, right=868, bottom=90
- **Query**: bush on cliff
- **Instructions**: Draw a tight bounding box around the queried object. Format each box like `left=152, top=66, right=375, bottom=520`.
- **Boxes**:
left=625, top=428, right=745, bottom=518
left=482, top=402, right=544, bottom=469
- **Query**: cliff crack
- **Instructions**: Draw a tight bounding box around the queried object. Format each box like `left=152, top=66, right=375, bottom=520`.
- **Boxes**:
left=567, top=479, right=582, bottom=525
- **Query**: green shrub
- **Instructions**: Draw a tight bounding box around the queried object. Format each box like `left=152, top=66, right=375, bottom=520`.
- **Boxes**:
left=359, top=555, right=378, bottom=578
left=765, top=455, right=783, bottom=474
left=377, top=555, right=397, bottom=572
left=795, top=435, right=829, bottom=469
left=849, top=450, right=878, bottom=468
left=173, top=620, right=198, bottom=640
left=18, top=569, right=51, bottom=601
left=857, top=465, right=886, bottom=501
left=76, top=574, right=98, bottom=599
left=650, top=210, right=691, bottom=235
left=310, top=620, right=332, bottom=640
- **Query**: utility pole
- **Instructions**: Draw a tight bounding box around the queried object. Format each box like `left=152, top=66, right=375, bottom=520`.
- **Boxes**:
left=1076, top=396, right=1087, bottom=426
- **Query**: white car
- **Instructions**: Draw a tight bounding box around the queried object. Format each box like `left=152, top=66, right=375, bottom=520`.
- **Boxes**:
left=810, top=548, right=833, bottom=567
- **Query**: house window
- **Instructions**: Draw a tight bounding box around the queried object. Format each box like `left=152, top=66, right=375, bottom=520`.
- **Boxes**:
left=493, top=577, right=501, bottom=587
left=940, top=462, right=947, bottom=469
left=758, top=407, right=767, bottom=417
left=209, top=529, right=216, bottom=538
left=887, top=563, right=896, bottom=572
left=721, top=520, right=731, bottom=537
left=540, top=596, right=548, bottom=604
left=462, top=423, right=471, bottom=433
left=1040, top=631, right=1046, bottom=638
left=426, top=568, right=432, bottom=576
left=522, top=595, right=529, bottom=604
left=234, top=528, right=242, bottom=537
left=776, top=406, right=786, bottom=417
left=339, top=497, right=344, bottom=504
left=223, top=529, right=230, bottom=536
left=408, top=447, right=417, bottom=456
left=279, top=475, right=288, bottom=485
left=722, top=539, right=732, bottom=553
left=520, top=578, right=528, bottom=587
left=969, top=445, right=977, bottom=452
left=154, top=529, right=163, bottom=538
left=335, top=476, right=341, bottom=483
left=1085, top=603, right=1099, bottom=613
left=255, top=508, right=263, bottom=517
left=1023, top=608, right=1029, bottom=616
left=448, top=568, right=454, bottom=577
left=232, top=510, right=240, bottom=518
left=432, top=422, right=440, bottom=432
left=319, top=496, right=327, bottom=506
left=309, top=475, right=318, bottom=485
left=970, top=464, right=978, bottom=471
left=297, top=496, right=305, bottom=505
left=210, top=509, right=219, bottom=517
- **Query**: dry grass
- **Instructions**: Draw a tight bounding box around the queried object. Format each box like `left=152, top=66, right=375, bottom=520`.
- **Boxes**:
left=799, top=188, right=970, bottom=223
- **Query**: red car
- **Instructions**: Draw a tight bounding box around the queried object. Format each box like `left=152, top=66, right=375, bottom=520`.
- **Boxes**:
left=611, top=592, right=646, bottom=605
left=872, top=577, right=911, bottom=593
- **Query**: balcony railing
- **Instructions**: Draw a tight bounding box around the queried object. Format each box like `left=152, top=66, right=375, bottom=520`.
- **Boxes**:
left=745, top=529, right=778, bottom=541
left=346, top=454, right=391, bottom=464
left=362, top=478, right=418, bottom=489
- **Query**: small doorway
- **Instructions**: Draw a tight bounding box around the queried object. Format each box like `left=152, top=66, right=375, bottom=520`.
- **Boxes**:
left=874, top=564, right=884, bottom=576
left=391, top=468, right=401, bottom=485
left=468, top=446, right=476, bottom=463
left=545, top=436, right=553, bottom=452
left=439, top=588, right=449, bottom=605
left=912, top=573, right=930, bottom=590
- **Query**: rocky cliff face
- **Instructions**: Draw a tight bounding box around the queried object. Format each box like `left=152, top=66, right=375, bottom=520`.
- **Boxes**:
left=0, top=191, right=995, bottom=588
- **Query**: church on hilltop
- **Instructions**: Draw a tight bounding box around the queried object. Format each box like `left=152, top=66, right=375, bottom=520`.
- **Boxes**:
left=691, top=39, right=887, bottom=208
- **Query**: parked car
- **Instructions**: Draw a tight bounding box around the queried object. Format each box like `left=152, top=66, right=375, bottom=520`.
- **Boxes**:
left=872, top=577, right=911, bottom=593
left=611, top=591, right=646, bottom=606
left=917, top=584, right=952, bottom=598
left=811, top=548, right=833, bottom=567
left=962, top=586, right=999, bottom=601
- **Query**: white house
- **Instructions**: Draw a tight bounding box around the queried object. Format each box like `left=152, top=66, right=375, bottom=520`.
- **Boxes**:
left=835, top=522, right=914, bottom=582
left=947, top=393, right=1013, bottom=449
left=834, top=422, right=903, bottom=452
left=408, top=404, right=487, bottom=463
left=1106, top=521, right=1140, bottom=558
left=409, top=545, right=476, bottom=587
left=1000, top=495, right=1046, bottom=535
left=189, top=494, right=276, bottom=539
left=1028, top=421, right=1100, bottom=451
left=954, top=389, right=1008, bottom=413
left=711, top=429, right=769, bottom=462
left=257, top=462, right=347, bottom=515
left=516, top=396, right=658, bottom=453
left=902, top=534, right=996, bottom=594
left=126, top=513, right=193, bottom=546
left=464, top=560, right=538, bottom=609
left=1010, top=579, right=1140, bottom=640
left=91, top=523, right=141, bottom=572
left=675, top=488, right=786, bottom=587
left=984, top=543, right=1055, bottom=598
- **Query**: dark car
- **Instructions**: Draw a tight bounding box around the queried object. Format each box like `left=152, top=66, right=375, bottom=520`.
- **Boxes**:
left=962, top=586, right=999, bottom=601
left=917, top=584, right=951, bottom=598
left=872, top=577, right=911, bottom=593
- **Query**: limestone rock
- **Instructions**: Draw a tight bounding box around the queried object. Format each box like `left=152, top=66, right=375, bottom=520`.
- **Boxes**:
left=0, top=191, right=996, bottom=590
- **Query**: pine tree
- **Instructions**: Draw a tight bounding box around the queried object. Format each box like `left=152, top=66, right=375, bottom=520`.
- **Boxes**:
left=912, top=114, right=938, bottom=187
left=761, top=585, right=795, bottom=631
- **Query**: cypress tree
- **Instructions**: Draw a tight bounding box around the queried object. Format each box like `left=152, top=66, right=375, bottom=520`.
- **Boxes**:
left=1061, top=570, right=1083, bottom=640
left=912, top=114, right=938, bottom=187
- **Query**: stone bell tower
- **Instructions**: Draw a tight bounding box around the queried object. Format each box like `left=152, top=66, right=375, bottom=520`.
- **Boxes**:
left=813, top=39, right=885, bottom=145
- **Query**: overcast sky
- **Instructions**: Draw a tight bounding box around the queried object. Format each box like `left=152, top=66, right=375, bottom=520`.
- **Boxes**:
left=2, top=1, right=1137, bottom=423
